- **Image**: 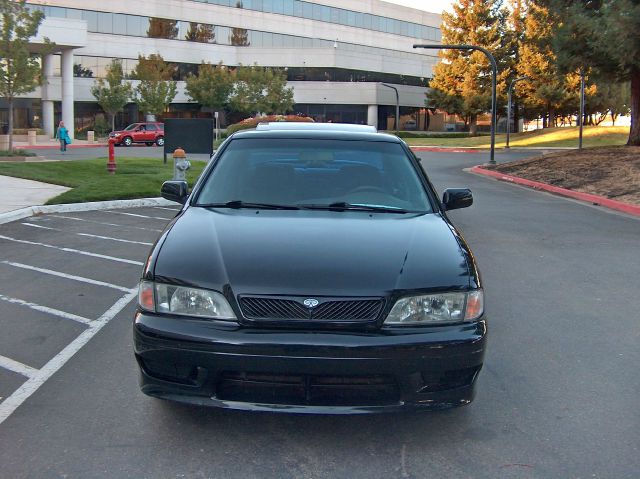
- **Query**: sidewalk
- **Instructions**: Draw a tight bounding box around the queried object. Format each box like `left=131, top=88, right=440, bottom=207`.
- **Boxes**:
left=13, top=138, right=108, bottom=149
left=0, top=175, right=69, bottom=214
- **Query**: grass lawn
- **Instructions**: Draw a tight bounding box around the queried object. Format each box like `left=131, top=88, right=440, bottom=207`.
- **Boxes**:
left=0, top=157, right=206, bottom=204
left=403, top=126, right=630, bottom=148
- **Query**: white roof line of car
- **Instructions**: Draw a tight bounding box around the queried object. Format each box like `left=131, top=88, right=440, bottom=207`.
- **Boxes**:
left=255, top=122, right=377, bottom=133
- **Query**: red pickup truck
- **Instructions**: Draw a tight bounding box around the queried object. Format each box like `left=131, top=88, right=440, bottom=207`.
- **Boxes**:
left=109, top=122, right=164, bottom=147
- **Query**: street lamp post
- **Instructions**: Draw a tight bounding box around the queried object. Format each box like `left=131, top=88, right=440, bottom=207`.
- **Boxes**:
left=506, top=76, right=529, bottom=149
left=381, top=83, right=400, bottom=133
left=579, top=69, right=585, bottom=149
left=414, top=44, right=498, bottom=165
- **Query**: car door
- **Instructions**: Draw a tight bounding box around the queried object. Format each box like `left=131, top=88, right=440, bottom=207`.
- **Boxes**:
left=145, top=124, right=157, bottom=141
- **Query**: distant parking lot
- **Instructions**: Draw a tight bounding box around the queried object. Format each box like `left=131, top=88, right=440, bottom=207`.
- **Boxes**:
left=0, top=205, right=178, bottom=420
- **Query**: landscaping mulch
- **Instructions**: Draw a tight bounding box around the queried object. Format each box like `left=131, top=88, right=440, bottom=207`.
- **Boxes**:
left=487, top=146, right=640, bottom=206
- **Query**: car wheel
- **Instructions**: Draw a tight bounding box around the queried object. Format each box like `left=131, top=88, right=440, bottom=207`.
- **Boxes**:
left=145, top=142, right=154, bottom=146
left=156, top=136, right=164, bottom=147
left=123, top=136, right=133, bottom=147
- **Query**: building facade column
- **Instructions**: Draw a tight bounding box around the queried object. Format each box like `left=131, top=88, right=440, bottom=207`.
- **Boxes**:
left=41, top=54, right=55, bottom=138
left=61, top=49, right=74, bottom=139
left=367, top=105, right=378, bottom=129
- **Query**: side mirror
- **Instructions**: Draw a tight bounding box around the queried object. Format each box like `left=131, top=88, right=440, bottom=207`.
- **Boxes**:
left=161, top=181, right=188, bottom=204
left=442, top=188, right=473, bottom=211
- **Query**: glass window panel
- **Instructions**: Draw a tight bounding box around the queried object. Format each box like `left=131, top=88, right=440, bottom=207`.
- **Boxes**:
left=312, top=4, right=322, bottom=21
left=243, top=0, right=254, bottom=8
left=252, top=0, right=263, bottom=11
left=436, top=29, right=442, bottom=41
left=302, top=2, right=312, bottom=19
left=263, top=0, right=273, bottom=13
left=218, top=26, right=230, bottom=44
left=407, top=22, right=416, bottom=38
left=302, top=37, right=313, bottom=48
left=293, top=0, right=303, bottom=17
left=126, top=15, right=142, bottom=36
left=282, top=35, right=295, bottom=47
left=262, top=32, right=273, bottom=47
left=48, top=7, right=66, bottom=18
left=400, top=21, right=408, bottom=36
left=66, top=9, right=82, bottom=20
left=97, top=12, right=113, bottom=34
left=330, top=7, right=339, bottom=23
left=347, top=11, right=356, bottom=27
left=82, top=11, right=98, bottom=31
left=272, top=0, right=284, bottom=14
left=283, top=0, right=294, bottom=15
left=294, top=35, right=303, bottom=48
left=355, top=12, right=364, bottom=28
left=338, top=9, right=347, bottom=25
left=113, top=14, right=127, bottom=35
left=371, top=15, right=380, bottom=31
left=272, top=33, right=283, bottom=47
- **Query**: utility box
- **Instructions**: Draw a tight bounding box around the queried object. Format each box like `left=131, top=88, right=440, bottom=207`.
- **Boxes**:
left=163, top=119, right=214, bottom=163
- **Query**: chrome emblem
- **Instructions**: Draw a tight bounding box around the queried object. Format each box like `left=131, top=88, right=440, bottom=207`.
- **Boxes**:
left=303, top=298, right=319, bottom=308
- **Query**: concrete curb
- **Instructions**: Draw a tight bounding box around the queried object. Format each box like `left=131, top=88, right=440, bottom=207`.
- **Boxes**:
left=0, top=197, right=175, bottom=226
left=21, top=143, right=108, bottom=150
left=410, top=146, right=481, bottom=153
left=470, top=165, right=640, bottom=217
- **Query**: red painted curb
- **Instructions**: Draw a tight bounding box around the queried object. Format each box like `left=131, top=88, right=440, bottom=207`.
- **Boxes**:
left=411, top=146, right=481, bottom=153
left=470, top=165, right=640, bottom=217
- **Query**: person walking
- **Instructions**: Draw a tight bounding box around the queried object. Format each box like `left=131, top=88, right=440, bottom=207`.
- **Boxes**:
left=55, top=121, right=71, bottom=153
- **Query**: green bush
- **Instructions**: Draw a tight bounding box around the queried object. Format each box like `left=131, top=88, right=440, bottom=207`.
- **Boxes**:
left=11, top=128, right=44, bottom=135
left=0, top=149, right=36, bottom=157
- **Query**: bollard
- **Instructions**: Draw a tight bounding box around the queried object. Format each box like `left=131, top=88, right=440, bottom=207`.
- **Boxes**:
left=87, top=130, right=95, bottom=144
left=107, top=137, right=117, bottom=174
left=172, top=147, right=191, bottom=181
left=27, top=129, right=37, bottom=146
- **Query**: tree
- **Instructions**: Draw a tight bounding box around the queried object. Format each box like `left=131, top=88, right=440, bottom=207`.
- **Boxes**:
left=132, top=54, right=177, bottom=119
left=185, top=23, right=215, bottom=43
left=74, top=63, right=93, bottom=78
left=228, top=65, right=294, bottom=116
left=428, top=0, right=506, bottom=135
left=147, top=17, right=178, bottom=39
left=185, top=62, right=234, bottom=115
left=230, top=2, right=250, bottom=46
left=90, top=60, right=132, bottom=132
left=552, top=0, right=640, bottom=145
left=517, top=0, right=570, bottom=128
left=0, top=0, right=45, bottom=150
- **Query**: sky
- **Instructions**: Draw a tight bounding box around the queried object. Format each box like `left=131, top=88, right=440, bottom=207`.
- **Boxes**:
left=384, top=0, right=454, bottom=14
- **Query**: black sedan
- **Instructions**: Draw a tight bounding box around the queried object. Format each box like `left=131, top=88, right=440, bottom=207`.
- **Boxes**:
left=134, top=123, right=486, bottom=414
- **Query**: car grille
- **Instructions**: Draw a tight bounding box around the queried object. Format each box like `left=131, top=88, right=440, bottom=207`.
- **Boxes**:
left=217, top=371, right=400, bottom=406
left=239, top=296, right=384, bottom=322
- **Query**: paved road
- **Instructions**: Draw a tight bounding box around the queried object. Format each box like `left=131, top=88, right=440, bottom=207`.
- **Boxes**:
left=0, top=150, right=638, bottom=478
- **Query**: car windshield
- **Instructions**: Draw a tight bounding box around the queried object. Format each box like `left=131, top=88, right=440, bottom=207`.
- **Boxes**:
left=195, top=138, right=432, bottom=213
left=124, top=124, right=139, bottom=131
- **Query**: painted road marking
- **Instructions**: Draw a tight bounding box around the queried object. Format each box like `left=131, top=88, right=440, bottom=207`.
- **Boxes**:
left=104, top=211, right=170, bottom=221
left=48, top=215, right=163, bottom=232
left=0, top=355, right=38, bottom=379
left=21, top=223, right=153, bottom=246
left=0, top=290, right=137, bottom=425
left=0, top=261, right=132, bottom=293
left=0, top=294, right=92, bottom=325
left=0, top=235, right=144, bottom=266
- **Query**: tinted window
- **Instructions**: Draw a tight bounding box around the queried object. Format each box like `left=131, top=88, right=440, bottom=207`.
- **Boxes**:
left=196, top=138, right=432, bottom=212
left=146, top=124, right=157, bottom=131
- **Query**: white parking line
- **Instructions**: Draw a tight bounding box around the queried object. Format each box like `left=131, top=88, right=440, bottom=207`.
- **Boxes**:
left=0, top=355, right=38, bottom=379
left=0, top=235, right=144, bottom=266
left=48, top=215, right=163, bottom=232
left=0, top=290, right=137, bottom=425
left=21, top=222, right=153, bottom=246
left=0, top=294, right=92, bottom=325
left=0, top=261, right=132, bottom=293
left=103, top=211, right=170, bottom=221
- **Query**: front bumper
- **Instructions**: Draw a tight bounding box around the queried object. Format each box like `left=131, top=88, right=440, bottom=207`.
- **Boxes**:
left=134, top=312, right=487, bottom=414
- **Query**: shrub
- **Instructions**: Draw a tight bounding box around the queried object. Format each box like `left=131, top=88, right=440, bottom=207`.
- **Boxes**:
left=226, top=114, right=314, bottom=135
left=0, top=149, right=36, bottom=157
left=12, top=128, right=44, bottom=135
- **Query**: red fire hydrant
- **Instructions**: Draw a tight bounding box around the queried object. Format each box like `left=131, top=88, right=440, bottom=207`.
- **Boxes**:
left=107, top=137, right=117, bottom=174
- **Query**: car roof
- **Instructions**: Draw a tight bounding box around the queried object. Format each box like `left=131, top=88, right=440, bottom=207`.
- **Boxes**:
left=256, top=122, right=376, bottom=133
left=232, top=124, right=402, bottom=143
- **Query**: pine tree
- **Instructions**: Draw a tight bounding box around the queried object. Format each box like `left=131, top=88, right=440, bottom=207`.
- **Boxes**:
left=147, top=17, right=178, bottom=39
left=0, top=0, right=46, bottom=150
left=552, top=0, right=640, bottom=145
left=428, top=0, right=506, bottom=135
left=90, top=60, right=132, bottom=132
left=185, top=23, right=215, bottom=43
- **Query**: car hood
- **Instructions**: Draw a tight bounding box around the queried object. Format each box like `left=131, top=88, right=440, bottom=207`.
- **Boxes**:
left=153, top=207, right=472, bottom=297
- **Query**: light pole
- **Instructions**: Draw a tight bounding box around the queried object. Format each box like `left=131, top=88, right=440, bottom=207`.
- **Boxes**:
left=414, top=44, right=498, bottom=165
left=506, top=76, right=528, bottom=149
left=381, top=83, right=399, bottom=133
left=579, top=69, right=585, bottom=149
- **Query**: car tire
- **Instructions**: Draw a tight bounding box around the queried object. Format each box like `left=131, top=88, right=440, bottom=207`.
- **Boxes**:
left=123, top=136, right=133, bottom=147
left=145, top=142, right=154, bottom=146
left=156, top=136, right=165, bottom=147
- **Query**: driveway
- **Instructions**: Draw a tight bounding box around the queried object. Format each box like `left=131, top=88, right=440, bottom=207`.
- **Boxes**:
left=0, top=150, right=638, bottom=478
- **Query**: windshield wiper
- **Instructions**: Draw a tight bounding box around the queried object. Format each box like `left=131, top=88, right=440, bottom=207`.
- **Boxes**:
left=198, top=200, right=300, bottom=210
left=298, top=202, right=411, bottom=213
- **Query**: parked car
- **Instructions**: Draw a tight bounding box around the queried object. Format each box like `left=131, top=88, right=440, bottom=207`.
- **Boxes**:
left=109, top=122, right=164, bottom=146
left=134, top=123, right=486, bottom=414
left=403, top=119, right=417, bottom=130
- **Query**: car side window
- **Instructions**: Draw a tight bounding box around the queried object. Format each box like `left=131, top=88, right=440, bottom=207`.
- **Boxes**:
left=146, top=124, right=157, bottom=131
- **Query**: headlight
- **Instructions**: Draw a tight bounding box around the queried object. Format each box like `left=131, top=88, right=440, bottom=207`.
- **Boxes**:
left=113, top=133, right=120, bottom=137
left=384, top=290, right=483, bottom=325
left=138, top=281, right=236, bottom=320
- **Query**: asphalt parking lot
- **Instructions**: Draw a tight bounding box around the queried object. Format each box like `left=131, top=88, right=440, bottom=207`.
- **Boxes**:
left=0, top=150, right=638, bottom=478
